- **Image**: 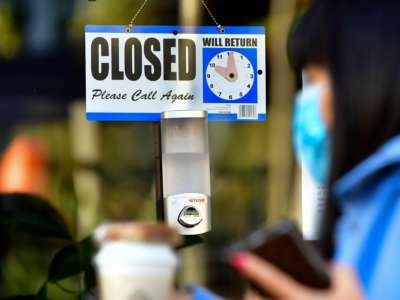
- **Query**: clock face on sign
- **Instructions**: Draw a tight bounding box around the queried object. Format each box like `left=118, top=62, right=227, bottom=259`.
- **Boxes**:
left=205, top=50, right=255, bottom=101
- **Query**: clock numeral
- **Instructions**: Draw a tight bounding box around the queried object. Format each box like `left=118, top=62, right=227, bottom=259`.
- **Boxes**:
left=218, top=92, right=222, bottom=96
left=210, top=84, right=214, bottom=89
left=250, top=74, right=254, bottom=79
left=247, top=63, right=251, bottom=68
left=207, top=74, right=211, bottom=78
left=239, top=92, right=244, bottom=97
left=217, top=54, right=223, bottom=59
left=247, top=84, right=251, bottom=89
left=210, top=63, right=216, bottom=68
left=229, top=95, right=233, bottom=100
left=240, top=55, right=244, bottom=60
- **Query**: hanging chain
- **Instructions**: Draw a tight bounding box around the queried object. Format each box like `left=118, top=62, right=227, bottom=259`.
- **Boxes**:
left=200, top=0, right=225, bottom=33
left=126, top=0, right=150, bottom=32
left=125, top=0, right=224, bottom=33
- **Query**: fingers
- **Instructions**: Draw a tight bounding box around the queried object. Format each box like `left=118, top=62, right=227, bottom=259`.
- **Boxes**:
left=230, top=252, right=307, bottom=299
left=169, top=291, right=193, bottom=300
left=331, top=264, right=365, bottom=300
left=331, top=264, right=357, bottom=285
left=244, top=289, right=268, bottom=300
left=230, top=253, right=364, bottom=300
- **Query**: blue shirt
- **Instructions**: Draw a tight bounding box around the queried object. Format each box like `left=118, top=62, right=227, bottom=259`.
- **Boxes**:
left=191, top=286, right=222, bottom=300
left=334, top=135, right=400, bottom=300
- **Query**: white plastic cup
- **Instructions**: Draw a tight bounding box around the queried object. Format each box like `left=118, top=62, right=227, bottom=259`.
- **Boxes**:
left=94, top=241, right=178, bottom=300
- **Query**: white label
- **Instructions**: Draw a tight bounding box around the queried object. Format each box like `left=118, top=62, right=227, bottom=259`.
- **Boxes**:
left=85, top=26, right=266, bottom=122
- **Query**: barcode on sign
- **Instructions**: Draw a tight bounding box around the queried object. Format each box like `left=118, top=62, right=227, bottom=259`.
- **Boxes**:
left=238, top=105, right=257, bottom=119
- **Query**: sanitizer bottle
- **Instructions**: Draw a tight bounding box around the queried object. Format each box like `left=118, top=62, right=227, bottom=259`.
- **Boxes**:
left=161, top=111, right=211, bottom=235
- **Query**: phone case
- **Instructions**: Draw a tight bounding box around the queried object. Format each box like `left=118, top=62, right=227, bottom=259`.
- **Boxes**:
left=227, top=220, right=331, bottom=298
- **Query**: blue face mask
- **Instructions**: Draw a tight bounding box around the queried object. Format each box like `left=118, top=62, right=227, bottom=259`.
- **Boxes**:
left=292, top=83, right=331, bottom=185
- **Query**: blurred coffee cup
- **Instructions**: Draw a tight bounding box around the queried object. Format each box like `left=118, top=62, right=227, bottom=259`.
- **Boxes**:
left=94, top=222, right=181, bottom=300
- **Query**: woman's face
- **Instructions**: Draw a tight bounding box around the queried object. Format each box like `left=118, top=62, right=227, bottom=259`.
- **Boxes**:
left=304, top=65, right=334, bottom=128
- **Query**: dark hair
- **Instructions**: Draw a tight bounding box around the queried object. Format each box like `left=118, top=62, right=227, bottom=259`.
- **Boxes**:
left=288, top=0, right=400, bottom=257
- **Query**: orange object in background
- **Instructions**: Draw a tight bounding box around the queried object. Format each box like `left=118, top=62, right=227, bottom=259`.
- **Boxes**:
left=0, top=136, right=48, bottom=197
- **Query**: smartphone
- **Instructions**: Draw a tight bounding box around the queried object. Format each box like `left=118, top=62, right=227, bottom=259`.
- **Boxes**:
left=226, top=220, right=331, bottom=298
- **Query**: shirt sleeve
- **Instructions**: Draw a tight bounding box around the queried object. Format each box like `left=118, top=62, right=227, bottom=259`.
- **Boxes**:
left=191, top=285, right=223, bottom=300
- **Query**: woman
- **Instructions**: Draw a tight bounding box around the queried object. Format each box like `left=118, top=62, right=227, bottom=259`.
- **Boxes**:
left=230, top=0, right=400, bottom=299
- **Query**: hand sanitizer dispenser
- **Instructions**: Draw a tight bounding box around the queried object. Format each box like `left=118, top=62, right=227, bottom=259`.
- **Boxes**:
left=161, top=110, right=211, bottom=235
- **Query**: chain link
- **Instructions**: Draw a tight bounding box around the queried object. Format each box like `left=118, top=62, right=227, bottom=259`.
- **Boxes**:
left=126, top=0, right=150, bottom=32
left=200, top=0, right=225, bottom=33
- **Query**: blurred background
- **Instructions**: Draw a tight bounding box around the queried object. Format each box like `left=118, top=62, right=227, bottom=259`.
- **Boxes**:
left=0, top=0, right=310, bottom=298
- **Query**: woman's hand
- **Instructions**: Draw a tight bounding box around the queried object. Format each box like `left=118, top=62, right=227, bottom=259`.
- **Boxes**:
left=169, top=291, right=192, bottom=300
left=230, top=252, right=364, bottom=300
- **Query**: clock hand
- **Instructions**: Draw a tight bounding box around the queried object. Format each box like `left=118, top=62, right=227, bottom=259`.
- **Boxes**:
left=226, top=52, right=238, bottom=82
left=215, top=65, right=228, bottom=79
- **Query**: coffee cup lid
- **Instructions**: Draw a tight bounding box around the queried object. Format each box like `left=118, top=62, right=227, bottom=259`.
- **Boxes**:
left=94, top=222, right=182, bottom=246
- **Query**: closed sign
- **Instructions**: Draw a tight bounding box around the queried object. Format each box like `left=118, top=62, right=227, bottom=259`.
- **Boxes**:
left=85, top=25, right=266, bottom=122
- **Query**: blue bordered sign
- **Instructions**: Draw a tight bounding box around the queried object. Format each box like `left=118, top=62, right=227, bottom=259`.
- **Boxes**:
left=85, top=25, right=266, bottom=122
